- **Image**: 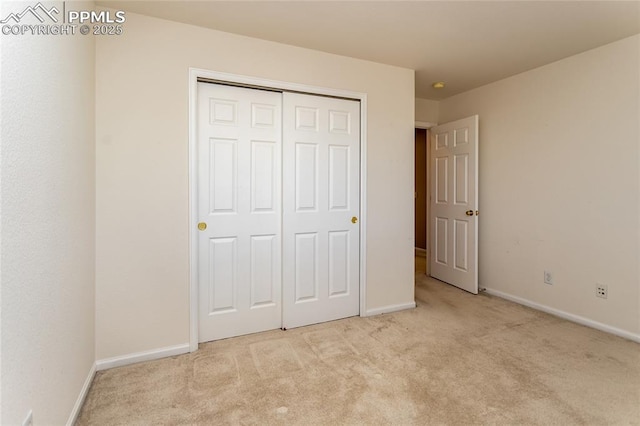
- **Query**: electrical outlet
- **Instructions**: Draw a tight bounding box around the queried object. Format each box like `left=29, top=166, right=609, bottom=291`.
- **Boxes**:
left=22, top=410, right=33, bottom=426
left=544, top=270, right=553, bottom=285
left=596, top=284, right=608, bottom=299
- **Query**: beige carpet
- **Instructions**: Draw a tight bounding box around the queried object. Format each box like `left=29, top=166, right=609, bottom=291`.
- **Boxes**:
left=77, top=257, right=640, bottom=425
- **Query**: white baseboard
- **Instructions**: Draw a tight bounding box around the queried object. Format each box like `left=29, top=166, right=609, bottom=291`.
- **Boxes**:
left=66, top=362, right=96, bottom=426
left=364, top=301, right=416, bottom=317
left=414, top=248, right=427, bottom=257
left=96, top=343, right=190, bottom=371
left=484, top=288, right=640, bottom=343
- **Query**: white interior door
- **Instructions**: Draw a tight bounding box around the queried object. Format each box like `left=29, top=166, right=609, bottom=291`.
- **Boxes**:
left=282, top=93, right=360, bottom=329
left=197, top=83, right=282, bottom=342
left=430, top=115, right=479, bottom=294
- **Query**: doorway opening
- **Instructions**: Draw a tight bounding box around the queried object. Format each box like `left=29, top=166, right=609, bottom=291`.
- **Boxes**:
left=415, top=123, right=433, bottom=276
left=415, top=128, right=428, bottom=254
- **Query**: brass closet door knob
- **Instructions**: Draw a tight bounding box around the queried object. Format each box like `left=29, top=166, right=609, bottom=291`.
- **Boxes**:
left=198, top=222, right=207, bottom=231
left=351, top=217, right=358, bottom=224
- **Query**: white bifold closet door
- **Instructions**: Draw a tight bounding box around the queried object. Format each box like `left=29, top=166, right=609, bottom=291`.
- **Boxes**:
left=197, top=83, right=360, bottom=343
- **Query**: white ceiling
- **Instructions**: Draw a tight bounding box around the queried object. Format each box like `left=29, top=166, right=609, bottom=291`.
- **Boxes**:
left=97, top=1, right=640, bottom=100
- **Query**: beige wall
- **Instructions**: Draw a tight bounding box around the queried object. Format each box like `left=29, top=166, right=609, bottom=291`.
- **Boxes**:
left=0, top=2, right=96, bottom=423
left=439, top=35, right=640, bottom=335
left=95, top=11, right=415, bottom=359
left=415, top=98, right=439, bottom=124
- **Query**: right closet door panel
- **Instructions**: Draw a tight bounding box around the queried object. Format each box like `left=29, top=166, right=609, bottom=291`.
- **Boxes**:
left=282, top=93, right=361, bottom=329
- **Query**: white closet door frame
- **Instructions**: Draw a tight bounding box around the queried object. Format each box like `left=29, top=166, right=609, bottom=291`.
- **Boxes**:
left=187, top=68, right=368, bottom=352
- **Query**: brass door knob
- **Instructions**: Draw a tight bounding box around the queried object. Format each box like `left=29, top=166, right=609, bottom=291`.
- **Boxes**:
left=197, top=222, right=207, bottom=231
left=351, top=216, right=358, bottom=224
left=465, top=210, right=474, bottom=216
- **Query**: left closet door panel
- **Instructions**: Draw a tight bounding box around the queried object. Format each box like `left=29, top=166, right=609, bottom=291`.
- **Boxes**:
left=197, top=83, right=283, bottom=342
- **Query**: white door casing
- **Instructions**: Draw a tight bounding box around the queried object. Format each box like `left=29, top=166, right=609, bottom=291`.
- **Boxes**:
left=282, top=93, right=361, bottom=328
left=430, top=115, right=479, bottom=294
left=197, top=83, right=283, bottom=342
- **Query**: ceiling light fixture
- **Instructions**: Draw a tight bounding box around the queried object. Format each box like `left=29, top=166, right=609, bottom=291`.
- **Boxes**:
left=432, top=82, right=445, bottom=89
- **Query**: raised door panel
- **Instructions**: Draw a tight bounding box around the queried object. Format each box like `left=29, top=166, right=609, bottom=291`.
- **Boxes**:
left=251, top=141, right=276, bottom=212
left=435, top=217, right=448, bottom=266
left=435, top=156, right=449, bottom=204
left=210, top=138, right=237, bottom=214
left=453, top=220, right=469, bottom=272
left=454, top=154, right=469, bottom=205
left=328, top=231, right=350, bottom=297
left=295, top=143, right=318, bottom=212
left=329, top=145, right=350, bottom=211
left=208, top=237, right=237, bottom=314
left=250, top=235, right=277, bottom=308
left=294, top=233, right=318, bottom=302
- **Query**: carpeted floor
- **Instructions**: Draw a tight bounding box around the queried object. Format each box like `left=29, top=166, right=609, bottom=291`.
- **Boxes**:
left=77, top=257, right=640, bottom=425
